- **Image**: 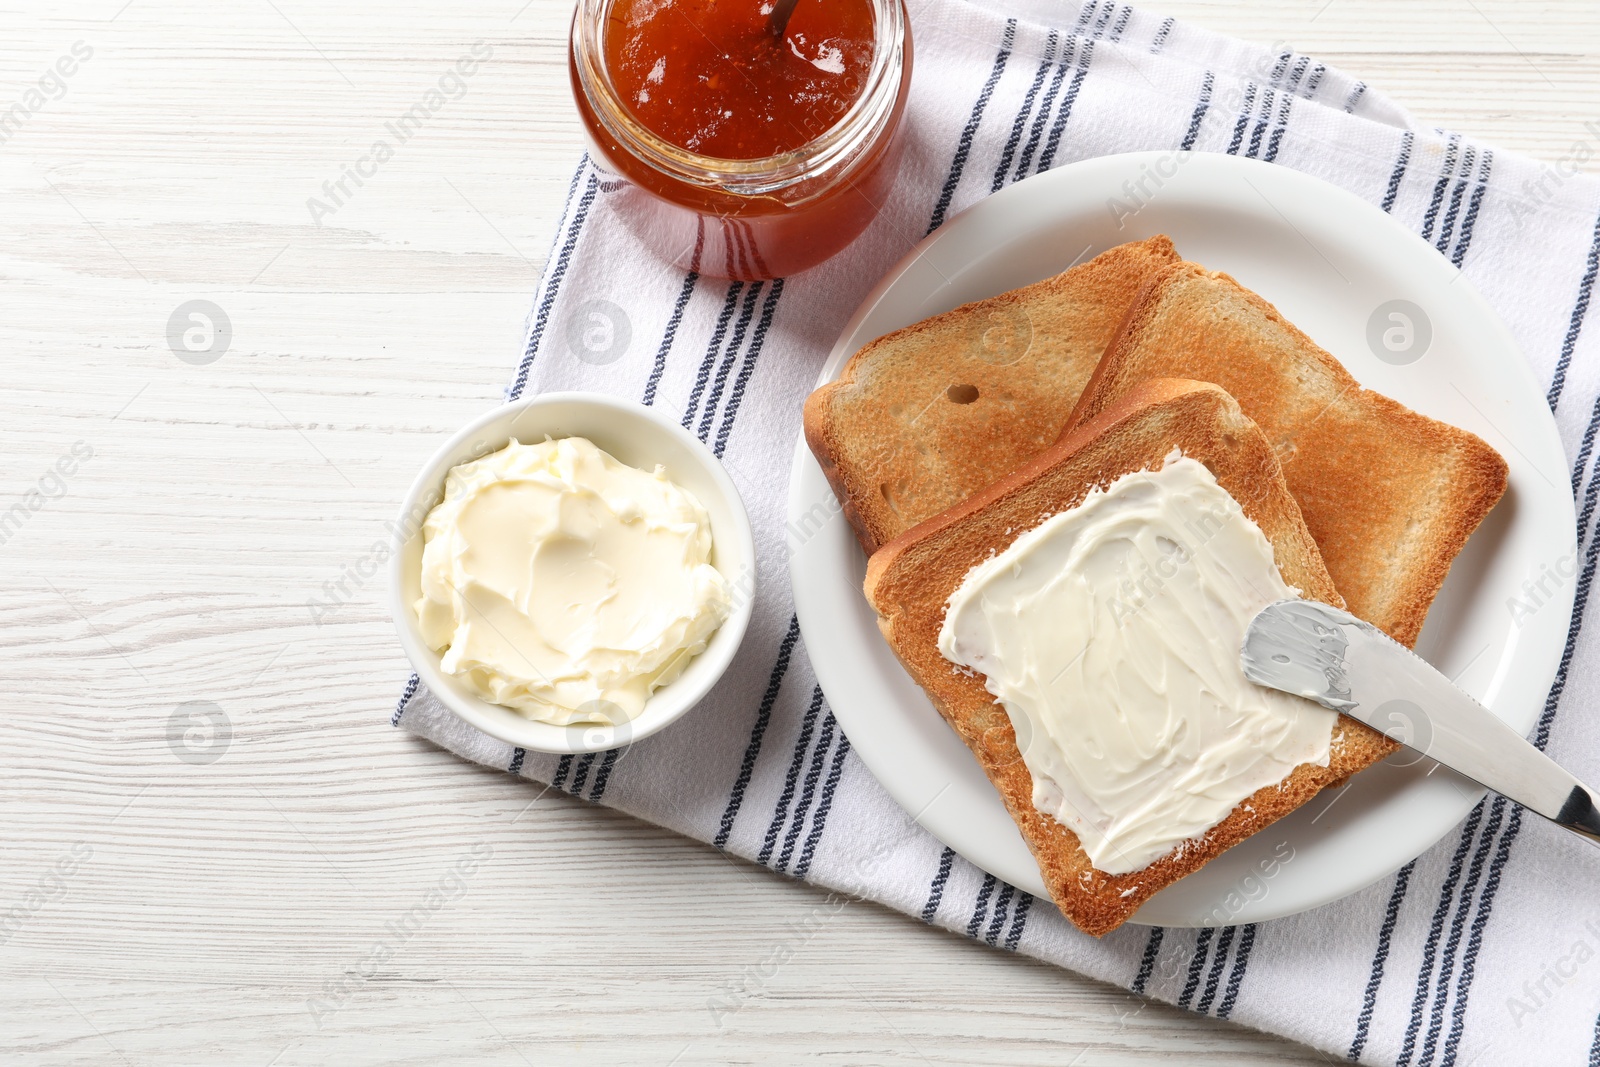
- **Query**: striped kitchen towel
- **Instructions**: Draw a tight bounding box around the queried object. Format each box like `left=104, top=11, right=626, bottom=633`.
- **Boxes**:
left=392, top=0, right=1600, bottom=1062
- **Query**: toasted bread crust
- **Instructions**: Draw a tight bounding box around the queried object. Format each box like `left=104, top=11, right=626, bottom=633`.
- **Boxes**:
left=804, top=237, right=1182, bottom=554
left=865, top=380, right=1396, bottom=937
left=1069, top=263, right=1509, bottom=647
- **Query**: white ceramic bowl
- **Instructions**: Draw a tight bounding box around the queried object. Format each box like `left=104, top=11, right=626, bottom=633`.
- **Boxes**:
left=388, top=392, right=756, bottom=753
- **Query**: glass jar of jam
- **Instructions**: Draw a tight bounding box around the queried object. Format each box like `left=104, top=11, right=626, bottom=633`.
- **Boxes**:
left=569, top=0, right=913, bottom=280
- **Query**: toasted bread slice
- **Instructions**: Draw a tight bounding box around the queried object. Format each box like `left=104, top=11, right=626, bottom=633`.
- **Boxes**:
left=864, top=379, right=1397, bottom=937
left=804, top=236, right=1181, bottom=554
left=1069, top=263, right=1508, bottom=647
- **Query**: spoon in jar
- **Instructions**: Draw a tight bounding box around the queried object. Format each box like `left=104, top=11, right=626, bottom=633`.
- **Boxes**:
left=769, top=0, right=801, bottom=37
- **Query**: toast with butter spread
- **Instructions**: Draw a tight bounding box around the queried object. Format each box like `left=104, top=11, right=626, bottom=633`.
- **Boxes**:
left=1069, top=262, right=1508, bottom=647
left=804, top=236, right=1180, bottom=554
left=863, top=379, right=1396, bottom=937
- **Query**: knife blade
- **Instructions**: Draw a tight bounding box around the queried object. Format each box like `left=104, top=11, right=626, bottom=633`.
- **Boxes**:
left=1240, top=598, right=1600, bottom=847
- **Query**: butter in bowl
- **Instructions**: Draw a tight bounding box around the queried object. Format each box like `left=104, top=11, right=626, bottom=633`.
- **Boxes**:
left=389, top=393, right=756, bottom=754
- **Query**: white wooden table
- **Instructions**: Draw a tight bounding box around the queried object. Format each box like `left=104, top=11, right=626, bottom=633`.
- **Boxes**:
left=4, top=1, right=1596, bottom=1062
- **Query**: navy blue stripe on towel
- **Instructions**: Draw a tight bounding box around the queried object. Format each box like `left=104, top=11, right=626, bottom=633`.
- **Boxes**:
left=391, top=672, right=420, bottom=727
left=1216, top=923, right=1256, bottom=1020
left=1244, top=53, right=1292, bottom=161
left=793, top=730, right=851, bottom=879
left=1023, top=43, right=1076, bottom=178
left=1261, top=90, right=1294, bottom=162
left=1131, top=927, right=1165, bottom=994
left=1017, top=35, right=1078, bottom=181
left=696, top=281, right=766, bottom=443
left=757, top=684, right=826, bottom=866
left=567, top=753, right=597, bottom=796
left=1304, top=63, right=1327, bottom=98
left=927, top=19, right=1016, bottom=235
left=1420, top=135, right=1462, bottom=247
left=1084, top=0, right=1113, bottom=37
left=1224, top=84, right=1258, bottom=156
left=1382, top=131, right=1415, bottom=214
left=775, top=704, right=838, bottom=873
left=551, top=754, right=574, bottom=791
left=1003, top=892, right=1033, bottom=951
left=1194, top=924, right=1237, bottom=1015
left=1037, top=41, right=1095, bottom=173
left=715, top=279, right=786, bottom=458
left=1434, top=144, right=1478, bottom=256
left=1396, top=800, right=1487, bottom=1066
left=1547, top=209, right=1600, bottom=412
left=641, top=270, right=699, bottom=407
left=1536, top=391, right=1600, bottom=748
left=589, top=748, right=621, bottom=803
left=1572, top=414, right=1600, bottom=555
left=921, top=847, right=957, bottom=923
left=1568, top=392, right=1600, bottom=499
left=1421, top=396, right=1600, bottom=1059
left=983, top=883, right=1017, bottom=946
left=1261, top=59, right=1304, bottom=162
left=1178, top=928, right=1215, bottom=1010
left=992, top=30, right=1060, bottom=192
left=716, top=614, right=801, bottom=849
left=966, top=874, right=998, bottom=939
left=1246, top=88, right=1276, bottom=158
left=509, top=169, right=600, bottom=402
left=1108, top=3, right=1133, bottom=41
left=1450, top=149, right=1493, bottom=268
left=1417, top=798, right=1507, bottom=1066
left=1440, top=801, right=1520, bottom=1066
left=1150, top=16, right=1174, bottom=54
left=1179, top=72, right=1214, bottom=152
left=1349, top=860, right=1416, bottom=1061
left=681, top=282, right=743, bottom=432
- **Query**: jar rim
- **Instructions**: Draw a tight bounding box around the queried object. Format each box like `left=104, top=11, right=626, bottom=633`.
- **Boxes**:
left=571, top=0, right=908, bottom=198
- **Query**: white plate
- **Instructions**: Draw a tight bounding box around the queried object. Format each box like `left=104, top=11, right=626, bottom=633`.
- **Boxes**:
left=786, top=152, right=1574, bottom=927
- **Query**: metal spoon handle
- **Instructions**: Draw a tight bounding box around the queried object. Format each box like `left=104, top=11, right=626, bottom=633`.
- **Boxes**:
left=769, top=0, right=801, bottom=36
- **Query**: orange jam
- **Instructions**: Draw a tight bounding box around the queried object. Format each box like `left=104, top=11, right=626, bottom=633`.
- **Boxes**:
left=605, top=0, right=876, bottom=160
left=571, top=0, right=912, bottom=280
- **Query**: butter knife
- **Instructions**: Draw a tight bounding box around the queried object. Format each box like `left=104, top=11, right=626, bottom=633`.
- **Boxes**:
left=1240, top=599, right=1600, bottom=847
